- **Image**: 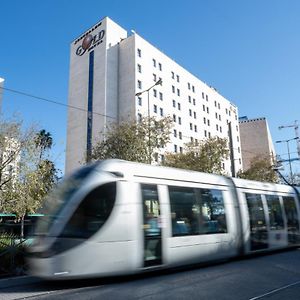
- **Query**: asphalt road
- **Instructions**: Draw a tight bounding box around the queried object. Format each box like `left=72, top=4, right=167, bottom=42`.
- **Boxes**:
left=1, top=248, right=300, bottom=300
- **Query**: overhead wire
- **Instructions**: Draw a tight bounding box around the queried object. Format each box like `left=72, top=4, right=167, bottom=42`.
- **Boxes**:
left=0, top=86, right=117, bottom=120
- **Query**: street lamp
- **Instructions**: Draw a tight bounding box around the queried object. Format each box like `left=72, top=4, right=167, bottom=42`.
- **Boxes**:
left=135, top=79, right=162, bottom=164
left=276, top=137, right=299, bottom=184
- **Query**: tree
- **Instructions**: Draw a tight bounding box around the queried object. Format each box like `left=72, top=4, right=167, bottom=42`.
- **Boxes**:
left=237, top=155, right=278, bottom=183
left=162, top=137, right=229, bottom=175
left=0, top=117, right=59, bottom=237
left=91, top=116, right=173, bottom=164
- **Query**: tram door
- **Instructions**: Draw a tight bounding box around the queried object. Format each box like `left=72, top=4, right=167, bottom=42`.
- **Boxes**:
left=246, top=193, right=268, bottom=251
left=141, top=184, right=162, bottom=267
left=282, top=196, right=300, bottom=244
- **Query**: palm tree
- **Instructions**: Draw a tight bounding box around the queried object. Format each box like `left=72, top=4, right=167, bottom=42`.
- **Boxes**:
left=34, top=129, right=53, bottom=161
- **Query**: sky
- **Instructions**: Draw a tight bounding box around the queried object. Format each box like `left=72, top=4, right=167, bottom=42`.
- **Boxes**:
left=1, top=0, right=300, bottom=177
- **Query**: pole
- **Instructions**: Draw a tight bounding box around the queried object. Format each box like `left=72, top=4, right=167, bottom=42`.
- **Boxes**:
left=147, top=90, right=151, bottom=164
left=286, top=140, right=293, bottom=184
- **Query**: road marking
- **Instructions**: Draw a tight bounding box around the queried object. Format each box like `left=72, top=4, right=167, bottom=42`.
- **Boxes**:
left=249, top=280, right=300, bottom=300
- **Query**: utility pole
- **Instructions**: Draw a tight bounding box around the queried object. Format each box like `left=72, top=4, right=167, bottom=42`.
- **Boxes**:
left=279, top=120, right=300, bottom=160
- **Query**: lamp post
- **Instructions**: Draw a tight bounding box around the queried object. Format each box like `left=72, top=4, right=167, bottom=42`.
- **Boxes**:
left=276, top=137, right=299, bottom=184
left=135, top=79, right=162, bottom=164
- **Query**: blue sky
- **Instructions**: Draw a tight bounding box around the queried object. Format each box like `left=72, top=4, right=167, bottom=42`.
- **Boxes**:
left=1, top=0, right=300, bottom=176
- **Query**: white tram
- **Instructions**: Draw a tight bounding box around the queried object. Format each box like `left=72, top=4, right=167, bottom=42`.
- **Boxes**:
left=28, top=159, right=300, bottom=279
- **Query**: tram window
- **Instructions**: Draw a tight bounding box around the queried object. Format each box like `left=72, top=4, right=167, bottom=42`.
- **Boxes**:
left=245, top=193, right=266, bottom=228
left=283, top=196, right=300, bottom=244
left=200, top=189, right=227, bottom=234
left=283, top=196, right=299, bottom=231
left=61, top=182, right=116, bottom=239
left=142, top=185, right=161, bottom=236
left=266, top=195, right=284, bottom=230
left=169, top=186, right=227, bottom=236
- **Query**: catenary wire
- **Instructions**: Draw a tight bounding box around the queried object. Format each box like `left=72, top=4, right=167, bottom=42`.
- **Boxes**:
left=0, top=86, right=117, bottom=120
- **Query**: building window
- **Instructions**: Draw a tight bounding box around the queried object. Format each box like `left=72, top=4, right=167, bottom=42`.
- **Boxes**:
left=158, top=63, right=162, bottom=71
left=191, top=137, right=194, bottom=143
left=215, top=112, right=218, bottom=119
left=194, top=125, right=197, bottom=132
left=176, top=75, right=180, bottom=82
left=207, top=119, right=210, bottom=126
left=174, top=129, right=177, bottom=138
left=190, top=123, right=193, bottom=130
left=138, top=97, right=142, bottom=106
left=219, top=115, right=221, bottom=121
left=173, top=114, right=176, bottom=122
left=178, top=103, right=181, bottom=110
left=206, top=107, right=209, bottom=114
left=237, top=136, right=239, bottom=142
left=137, top=80, right=142, bottom=89
left=188, top=82, right=191, bottom=90
left=171, top=71, right=175, bottom=79
left=220, top=126, right=222, bottom=133
left=172, top=85, right=175, bottom=93
left=160, top=108, right=163, bottom=116
left=138, top=113, right=142, bottom=122
left=193, top=112, right=196, bottom=119
left=214, top=101, right=217, bottom=107
left=177, top=89, right=180, bottom=96
left=172, top=100, right=176, bottom=107
left=153, top=89, right=157, bottom=97
left=218, top=103, right=220, bottom=109
left=216, top=124, right=219, bottom=131
left=137, top=64, right=142, bottom=73
left=203, top=117, right=206, bottom=124
left=193, top=98, right=196, bottom=105
left=204, top=130, right=207, bottom=137
left=188, top=96, right=191, bottom=103
left=179, top=132, right=182, bottom=139
left=178, top=117, right=182, bottom=125
left=159, top=92, right=163, bottom=101
left=208, top=132, right=211, bottom=138
left=203, top=105, right=205, bottom=112
left=174, top=144, right=178, bottom=153
left=226, top=108, right=228, bottom=114
left=153, top=73, right=157, bottom=81
left=153, top=104, right=157, bottom=113
left=179, top=147, right=183, bottom=153
left=189, top=109, right=192, bottom=116
left=137, top=48, right=141, bottom=57
left=206, top=95, right=208, bottom=101
left=153, top=59, right=156, bottom=67
left=202, top=92, right=204, bottom=99
left=192, top=86, right=195, bottom=93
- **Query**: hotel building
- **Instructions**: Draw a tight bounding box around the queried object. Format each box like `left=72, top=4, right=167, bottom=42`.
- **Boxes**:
left=66, top=17, right=242, bottom=174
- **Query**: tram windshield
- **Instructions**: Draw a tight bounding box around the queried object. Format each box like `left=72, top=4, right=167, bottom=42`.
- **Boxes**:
left=34, top=164, right=98, bottom=235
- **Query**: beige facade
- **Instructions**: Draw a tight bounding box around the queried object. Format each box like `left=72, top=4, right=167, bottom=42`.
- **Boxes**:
left=239, top=117, right=276, bottom=170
